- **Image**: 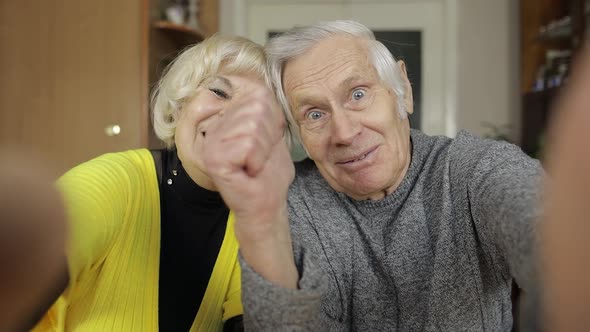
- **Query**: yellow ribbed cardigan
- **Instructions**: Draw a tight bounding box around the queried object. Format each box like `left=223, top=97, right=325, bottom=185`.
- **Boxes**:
left=33, top=149, right=242, bottom=331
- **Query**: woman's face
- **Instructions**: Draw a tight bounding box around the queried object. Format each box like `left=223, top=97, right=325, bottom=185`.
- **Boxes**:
left=174, top=73, right=266, bottom=191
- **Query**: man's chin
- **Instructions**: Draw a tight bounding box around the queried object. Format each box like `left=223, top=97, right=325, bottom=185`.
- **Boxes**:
left=335, top=181, right=387, bottom=201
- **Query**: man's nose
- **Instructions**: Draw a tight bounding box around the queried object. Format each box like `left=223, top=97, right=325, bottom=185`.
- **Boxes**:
left=330, top=108, right=361, bottom=146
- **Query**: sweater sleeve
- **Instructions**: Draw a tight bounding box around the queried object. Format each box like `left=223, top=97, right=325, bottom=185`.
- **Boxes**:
left=461, top=137, right=544, bottom=291
left=238, top=164, right=329, bottom=331
left=56, top=151, right=143, bottom=285
left=239, top=244, right=326, bottom=331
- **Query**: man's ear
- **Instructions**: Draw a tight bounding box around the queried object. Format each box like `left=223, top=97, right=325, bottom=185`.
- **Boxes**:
left=397, top=60, right=414, bottom=115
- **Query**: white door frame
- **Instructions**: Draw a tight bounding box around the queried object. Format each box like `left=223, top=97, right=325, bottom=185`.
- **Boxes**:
left=221, top=0, right=458, bottom=137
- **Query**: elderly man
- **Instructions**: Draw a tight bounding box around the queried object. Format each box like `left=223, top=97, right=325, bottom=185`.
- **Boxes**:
left=203, top=20, right=542, bottom=331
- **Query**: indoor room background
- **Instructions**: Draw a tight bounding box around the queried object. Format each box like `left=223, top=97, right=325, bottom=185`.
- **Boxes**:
left=1, top=0, right=584, bottom=174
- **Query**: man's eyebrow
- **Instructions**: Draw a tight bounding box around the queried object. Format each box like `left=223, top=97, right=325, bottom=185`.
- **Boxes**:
left=293, top=96, right=322, bottom=112
left=339, top=75, right=365, bottom=89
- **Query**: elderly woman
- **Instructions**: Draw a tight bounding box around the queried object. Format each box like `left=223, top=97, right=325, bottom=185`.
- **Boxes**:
left=25, top=34, right=274, bottom=331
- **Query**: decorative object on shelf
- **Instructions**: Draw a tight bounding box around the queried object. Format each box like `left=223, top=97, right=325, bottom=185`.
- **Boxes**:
left=186, top=0, right=200, bottom=30
left=520, top=0, right=586, bottom=161
left=164, top=0, right=187, bottom=26
left=161, top=0, right=188, bottom=25
left=537, top=16, right=572, bottom=40
left=532, top=49, right=571, bottom=92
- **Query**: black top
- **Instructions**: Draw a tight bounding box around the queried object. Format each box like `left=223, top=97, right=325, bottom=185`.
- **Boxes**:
left=157, top=149, right=229, bottom=331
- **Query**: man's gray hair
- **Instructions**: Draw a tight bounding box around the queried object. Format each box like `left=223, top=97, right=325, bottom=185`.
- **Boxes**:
left=265, top=20, right=409, bottom=150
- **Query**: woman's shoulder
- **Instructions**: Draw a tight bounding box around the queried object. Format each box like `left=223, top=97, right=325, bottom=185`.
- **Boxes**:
left=62, top=149, right=154, bottom=178
left=90, top=148, right=154, bottom=168
left=57, top=148, right=158, bottom=195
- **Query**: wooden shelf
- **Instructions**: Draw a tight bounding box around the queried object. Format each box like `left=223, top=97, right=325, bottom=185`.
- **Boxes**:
left=535, top=16, right=573, bottom=42
left=151, top=20, right=205, bottom=45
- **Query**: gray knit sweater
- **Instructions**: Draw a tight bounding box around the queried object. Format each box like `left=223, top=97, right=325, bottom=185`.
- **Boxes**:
left=240, top=130, right=543, bottom=331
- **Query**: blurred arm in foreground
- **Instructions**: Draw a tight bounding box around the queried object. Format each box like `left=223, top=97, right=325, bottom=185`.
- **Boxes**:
left=0, top=149, right=67, bottom=331
left=540, top=44, right=590, bottom=331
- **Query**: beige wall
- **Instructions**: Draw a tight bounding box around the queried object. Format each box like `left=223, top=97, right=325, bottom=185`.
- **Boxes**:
left=221, top=0, right=520, bottom=140
left=456, top=0, right=519, bottom=140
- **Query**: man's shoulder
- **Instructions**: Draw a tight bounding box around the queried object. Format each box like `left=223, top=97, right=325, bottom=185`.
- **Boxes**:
left=451, top=130, right=498, bottom=151
left=414, top=129, right=514, bottom=162
left=411, top=129, right=533, bottom=179
left=432, top=130, right=539, bottom=188
left=448, top=130, right=531, bottom=167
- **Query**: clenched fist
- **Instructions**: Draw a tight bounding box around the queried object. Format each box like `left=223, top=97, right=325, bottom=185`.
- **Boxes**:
left=202, top=78, right=294, bottom=226
left=193, top=75, right=298, bottom=289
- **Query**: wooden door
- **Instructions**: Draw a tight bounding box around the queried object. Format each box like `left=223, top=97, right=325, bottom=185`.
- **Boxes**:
left=0, top=0, right=148, bottom=175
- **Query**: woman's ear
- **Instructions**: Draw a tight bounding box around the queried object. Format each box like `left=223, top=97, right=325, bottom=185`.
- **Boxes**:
left=397, top=60, right=414, bottom=115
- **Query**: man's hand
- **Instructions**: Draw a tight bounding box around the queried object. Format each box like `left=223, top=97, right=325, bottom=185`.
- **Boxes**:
left=542, top=45, right=590, bottom=330
left=202, top=79, right=298, bottom=289
left=0, top=149, right=67, bottom=330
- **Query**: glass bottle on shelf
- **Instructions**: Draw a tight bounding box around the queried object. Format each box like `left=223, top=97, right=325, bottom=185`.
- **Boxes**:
left=533, top=65, right=546, bottom=92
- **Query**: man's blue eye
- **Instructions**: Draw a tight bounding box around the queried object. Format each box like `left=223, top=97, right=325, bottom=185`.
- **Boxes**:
left=306, top=110, right=323, bottom=121
left=352, top=89, right=365, bottom=100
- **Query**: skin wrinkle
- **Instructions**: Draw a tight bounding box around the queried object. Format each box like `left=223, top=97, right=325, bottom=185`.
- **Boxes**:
left=286, top=50, right=370, bottom=112
left=283, top=35, right=413, bottom=201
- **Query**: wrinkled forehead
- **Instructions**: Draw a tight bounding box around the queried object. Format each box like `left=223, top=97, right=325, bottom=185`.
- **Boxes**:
left=282, top=37, right=376, bottom=99
left=283, top=37, right=372, bottom=84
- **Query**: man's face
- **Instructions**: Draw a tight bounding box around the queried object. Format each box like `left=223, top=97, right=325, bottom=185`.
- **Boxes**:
left=283, top=36, right=413, bottom=200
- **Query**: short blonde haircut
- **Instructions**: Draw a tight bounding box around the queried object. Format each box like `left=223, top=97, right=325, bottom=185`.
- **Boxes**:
left=151, top=34, right=268, bottom=148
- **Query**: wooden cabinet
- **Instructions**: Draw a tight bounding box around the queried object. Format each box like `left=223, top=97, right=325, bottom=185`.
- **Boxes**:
left=519, top=0, right=587, bottom=157
left=0, top=0, right=217, bottom=174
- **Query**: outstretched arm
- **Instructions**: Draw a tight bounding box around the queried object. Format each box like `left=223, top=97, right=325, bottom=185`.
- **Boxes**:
left=0, top=149, right=68, bottom=331
left=541, top=45, right=590, bottom=331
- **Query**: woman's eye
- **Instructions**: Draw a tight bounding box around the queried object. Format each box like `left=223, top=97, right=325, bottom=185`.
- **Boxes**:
left=210, top=88, right=229, bottom=99
left=306, top=110, right=324, bottom=121
left=352, top=89, right=365, bottom=101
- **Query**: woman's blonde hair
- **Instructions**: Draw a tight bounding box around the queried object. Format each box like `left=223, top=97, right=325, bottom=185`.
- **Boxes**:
left=151, top=34, right=268, bottom=148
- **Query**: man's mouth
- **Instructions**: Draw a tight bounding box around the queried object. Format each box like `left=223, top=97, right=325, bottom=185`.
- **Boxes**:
left=337, top=146, right=378, bottom=164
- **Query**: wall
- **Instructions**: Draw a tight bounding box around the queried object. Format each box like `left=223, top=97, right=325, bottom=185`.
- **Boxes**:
left=456, top=0, right=520, bottom=140
left=220, top=0, right=520, bottom=140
